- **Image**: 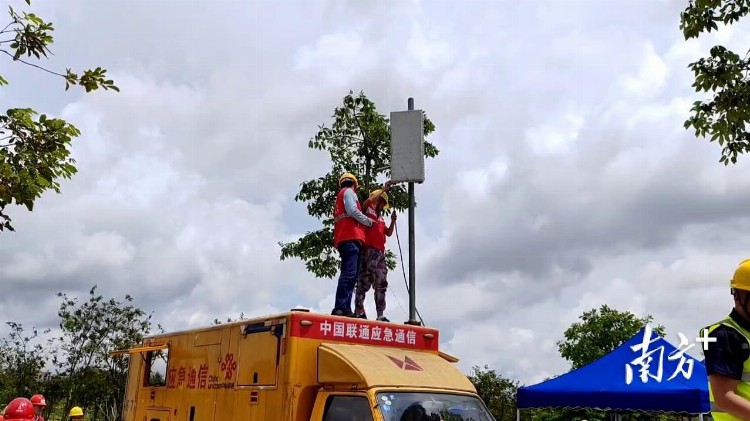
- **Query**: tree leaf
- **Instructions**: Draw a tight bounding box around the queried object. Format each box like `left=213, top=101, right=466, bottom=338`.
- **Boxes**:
left=0, top=1, right=118, bottom=234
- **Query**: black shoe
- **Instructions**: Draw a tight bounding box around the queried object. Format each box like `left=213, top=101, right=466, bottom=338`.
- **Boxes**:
left=356, top=313, right=367, bottom=320
left=332, top=308, right=356, bottom=318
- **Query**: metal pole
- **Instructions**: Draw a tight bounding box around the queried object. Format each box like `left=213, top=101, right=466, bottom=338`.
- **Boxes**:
left=407, top=97, right=418, bottom=325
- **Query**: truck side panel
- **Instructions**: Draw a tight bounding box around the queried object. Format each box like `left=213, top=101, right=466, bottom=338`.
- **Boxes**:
left=214, top=327, right=235, bottom=420
left=233, top=322, right=286, bottom=420
left=235, top=318, right=289, bottom=420
left=126, top=334, right=221, bottom=421
left=122, top=352, right=141, bottom=421
left=181, top=341, right=220, bottom=421
left=192, top=329, right=222, bottom=421
left=286, top=336, right=326, bottom=421
left=123, top=315, right=296, bottom=421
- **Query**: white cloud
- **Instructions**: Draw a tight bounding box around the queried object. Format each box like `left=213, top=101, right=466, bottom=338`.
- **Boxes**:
left=294, top=30, right=366, bottom=71
left=525, top=107, right=586, bottom=155
left=407, top=21, right=455, bottom=71
left=620, top=42, right=669, bottom=98
left=4, top=0, right=750, bottom=389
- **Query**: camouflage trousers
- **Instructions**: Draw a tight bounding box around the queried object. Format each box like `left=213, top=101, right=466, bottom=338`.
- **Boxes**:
left=354, top=247, right=388, bottom=316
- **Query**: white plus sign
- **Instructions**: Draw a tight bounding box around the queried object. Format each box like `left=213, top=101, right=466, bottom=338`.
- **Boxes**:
left=696, top=329, right=717, bottom=351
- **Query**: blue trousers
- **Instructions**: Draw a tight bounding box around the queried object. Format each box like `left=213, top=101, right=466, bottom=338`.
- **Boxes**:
left=334, top=240, right=362, bottom=313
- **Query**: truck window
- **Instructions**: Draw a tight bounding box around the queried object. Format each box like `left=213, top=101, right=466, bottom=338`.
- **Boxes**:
left=323, top=395, right=373, bottom=421
left=145, top=349, right=168, bottom=387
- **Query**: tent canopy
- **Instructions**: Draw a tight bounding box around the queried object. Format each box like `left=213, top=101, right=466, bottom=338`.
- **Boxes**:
left=516, top=326, right=709, bottom=414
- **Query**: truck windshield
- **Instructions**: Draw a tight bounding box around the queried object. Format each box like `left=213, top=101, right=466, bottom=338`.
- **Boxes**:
left=375, top=392, right=495, bottom=421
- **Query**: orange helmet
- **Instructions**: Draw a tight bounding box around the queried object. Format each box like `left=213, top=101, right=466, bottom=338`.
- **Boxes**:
left=338, top=172, right=359, bottom=189
left=29, top=395, right=45, bottom=407
left=3, top=398, right=34, bottom=420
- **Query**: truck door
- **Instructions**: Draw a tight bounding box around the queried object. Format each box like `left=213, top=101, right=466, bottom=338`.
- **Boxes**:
left=311, top=392, right=377, bottom=421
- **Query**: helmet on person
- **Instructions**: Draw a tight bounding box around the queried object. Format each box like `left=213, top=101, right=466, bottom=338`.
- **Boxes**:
left=29, top=395, right=45, bottom=407
left=68, top=407, right=83, bottom=417
left=368, top=189, right=389, bottom=210
left=731, top=259, right=750, bottom=291
left=3, top=398, right=34, bottom=420
left=338, top=173, right=359, bottom=189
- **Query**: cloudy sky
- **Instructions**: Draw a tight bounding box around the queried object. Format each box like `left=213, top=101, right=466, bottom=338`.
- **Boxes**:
left=2, top=0, right=750, bottom=386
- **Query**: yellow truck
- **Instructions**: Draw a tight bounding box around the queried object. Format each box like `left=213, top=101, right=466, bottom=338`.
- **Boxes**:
left=113, top=309, right=495, bottom=421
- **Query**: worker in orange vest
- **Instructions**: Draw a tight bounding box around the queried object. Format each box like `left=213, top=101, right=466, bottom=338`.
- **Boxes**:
left=29, top=395, right=45, bottom=421
left=355, top=183, right=396, bottom=321
left=2, top=398, right=34, bottom=421
left=331, top=173, right=376, bottom=317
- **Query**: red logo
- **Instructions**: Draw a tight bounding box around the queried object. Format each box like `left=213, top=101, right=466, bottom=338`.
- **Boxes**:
left=388, top=355, right=423, bottom=371
left=219, top=353, right=237, bottom=380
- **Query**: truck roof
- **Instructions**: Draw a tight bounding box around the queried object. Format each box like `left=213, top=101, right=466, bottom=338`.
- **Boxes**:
left=141, top=309, right=445, bottom=354
left=142, top=309, right=304, bottom=338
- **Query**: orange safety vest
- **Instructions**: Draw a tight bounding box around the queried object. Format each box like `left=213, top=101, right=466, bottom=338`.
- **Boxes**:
left=333, top=187, right=366, bottom=248
left=363, top=206, right=386, bottom=251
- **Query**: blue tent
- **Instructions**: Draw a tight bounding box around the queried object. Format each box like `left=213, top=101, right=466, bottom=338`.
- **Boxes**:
left=516, top=326, right=710, bottom=414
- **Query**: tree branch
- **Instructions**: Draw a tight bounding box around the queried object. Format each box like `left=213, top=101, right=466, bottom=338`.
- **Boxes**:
left=339, top=136, right=364, bottom=146
left=0, top=49, right=65, bottom=78
left=353, top=112, right=373, bottom=188
left=337, top=135, right=364, bottom=142
left=0, top=20, right=16, bottom=35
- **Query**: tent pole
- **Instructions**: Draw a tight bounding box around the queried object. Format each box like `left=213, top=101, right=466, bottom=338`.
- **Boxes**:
left=516, top=409, right=520, bottom=421
left=699, top=413, right=704, bottom=421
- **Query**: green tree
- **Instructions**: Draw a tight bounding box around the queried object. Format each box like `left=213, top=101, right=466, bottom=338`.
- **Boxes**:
left=0, top=321, right=53, bottom=404
left=468, top=365, right=519, bottom=421
left=557, top=304, right=665, bottom=370
left=0, top=0, right=118, bottom=233
left=53, top=285, right=158, bottom=421
left=680, top=1, right=750, bottom=165
left=279, top=90, right=438, bottom=278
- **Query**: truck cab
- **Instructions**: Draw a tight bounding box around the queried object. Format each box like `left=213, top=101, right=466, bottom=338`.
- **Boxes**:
left=310, top=389, right=493, bottom=420
left=307, top=342, right=495, bottom=420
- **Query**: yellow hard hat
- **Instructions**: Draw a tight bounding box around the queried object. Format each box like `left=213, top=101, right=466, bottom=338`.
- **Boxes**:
left=731, top=259, right=750, bottom=291
left=369, top=189, right=389, bottom=209
left=338, top=173, right=358, bottom=189
left=69, top=406, right=83, bottom=417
